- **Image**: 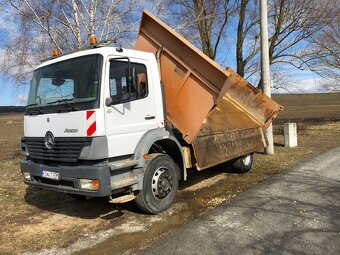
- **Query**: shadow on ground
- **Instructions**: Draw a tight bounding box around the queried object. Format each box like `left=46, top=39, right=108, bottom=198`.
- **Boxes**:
left=23, top=163, right=235, bottom=220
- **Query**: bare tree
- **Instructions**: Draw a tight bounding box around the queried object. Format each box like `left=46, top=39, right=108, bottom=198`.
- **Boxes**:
left=7, top=0, right=141, bottom=50
left=242, top=0, right=334, bottom=89
left=264, top=0, right=336, bottom=90
left=308, top=1, right=340, bottom=91
left=171, top=0, right=333, bottom=89
left=0, top=0, right=142, bottom=83
left=267, top=0, right=329, bottom=68
left=236, top=0, right=260, bottom=78
left=170, top=0, right=235, bottom=60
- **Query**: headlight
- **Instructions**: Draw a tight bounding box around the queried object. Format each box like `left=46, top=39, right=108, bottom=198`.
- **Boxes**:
left=79, top=179, right=100, bottom=190
left=22, top=172, right=31, bottom=181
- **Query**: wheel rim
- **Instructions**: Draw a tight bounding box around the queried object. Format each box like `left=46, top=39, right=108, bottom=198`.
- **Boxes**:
left=242, top=155, right=251, bottom=166
left=151, top=167, right=173, bottom=199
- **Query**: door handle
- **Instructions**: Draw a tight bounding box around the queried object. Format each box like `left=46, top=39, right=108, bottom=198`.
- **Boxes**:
left=145, top=115, right=155, bottom=120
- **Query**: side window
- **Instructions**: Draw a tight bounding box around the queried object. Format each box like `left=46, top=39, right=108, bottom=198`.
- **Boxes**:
left=109, top=60, right=148, bottom=104
left=110, top=79, right=117, bottom=96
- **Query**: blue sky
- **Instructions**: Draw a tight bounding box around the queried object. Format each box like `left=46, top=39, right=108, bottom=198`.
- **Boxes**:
left=0, top=79, right=29, bottom=106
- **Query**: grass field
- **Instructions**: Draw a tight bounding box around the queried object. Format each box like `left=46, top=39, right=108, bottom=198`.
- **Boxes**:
left=0, top=113, right=23, bottom=160
left=0, top=93, right=340, bottom=254
left=272, top=92, right=340, bottom=122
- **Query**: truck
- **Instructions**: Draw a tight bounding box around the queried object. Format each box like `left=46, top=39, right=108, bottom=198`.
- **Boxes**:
left=20, top=10, right=282, bottom=214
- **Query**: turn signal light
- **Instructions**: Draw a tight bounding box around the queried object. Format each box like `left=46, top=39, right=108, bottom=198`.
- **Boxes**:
left=52, top=49, right=59, bottom=56
left=90, top=36, right=97, bottom=45
left=79, top=179, right=100, bottom=190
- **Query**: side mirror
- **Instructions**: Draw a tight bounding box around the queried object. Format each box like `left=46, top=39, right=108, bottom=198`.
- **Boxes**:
left=105, top=97, right=113, bottom=106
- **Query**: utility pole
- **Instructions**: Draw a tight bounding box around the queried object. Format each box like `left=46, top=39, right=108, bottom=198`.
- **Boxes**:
left=260, top=0, right=274, bottom=154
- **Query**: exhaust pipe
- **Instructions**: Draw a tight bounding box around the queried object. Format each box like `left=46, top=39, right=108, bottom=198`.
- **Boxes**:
left=155, top=46, right=164, bottom=82
left=155, top=46, right=167, bottom=121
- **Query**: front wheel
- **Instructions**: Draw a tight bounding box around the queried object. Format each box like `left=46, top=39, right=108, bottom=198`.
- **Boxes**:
left=135, top=153, right=179, bottom=214
left=232, top=154, right=253, bottom=174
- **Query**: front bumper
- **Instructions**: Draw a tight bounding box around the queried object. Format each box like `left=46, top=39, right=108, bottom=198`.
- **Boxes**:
left=20, top=160, right=112, bottom=197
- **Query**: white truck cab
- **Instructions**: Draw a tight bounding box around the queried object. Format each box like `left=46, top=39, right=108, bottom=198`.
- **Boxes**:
left=21, top=46, right=185, bottom=214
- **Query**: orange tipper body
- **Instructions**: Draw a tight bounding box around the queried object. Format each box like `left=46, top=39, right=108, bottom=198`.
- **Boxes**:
left=134, top=10, right=282, bottom=170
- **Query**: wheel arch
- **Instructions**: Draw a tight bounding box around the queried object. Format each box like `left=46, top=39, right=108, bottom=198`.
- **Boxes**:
left=133, top=128, right=187, bottom=180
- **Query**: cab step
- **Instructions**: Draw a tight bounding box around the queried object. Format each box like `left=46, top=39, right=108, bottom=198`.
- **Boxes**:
left=109, top=194, right=136, bottom=203
left=108, top=159, right=138, bottom=170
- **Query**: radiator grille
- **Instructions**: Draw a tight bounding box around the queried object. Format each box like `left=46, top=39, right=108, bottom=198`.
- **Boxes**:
left=25, top=137, right=92, bottom=162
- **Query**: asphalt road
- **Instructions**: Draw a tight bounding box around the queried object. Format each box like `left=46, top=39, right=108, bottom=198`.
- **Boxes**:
left=141, top=146, right=340, bottom=255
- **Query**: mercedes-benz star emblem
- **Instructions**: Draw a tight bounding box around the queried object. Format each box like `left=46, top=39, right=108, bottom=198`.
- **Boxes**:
left=44, top=131, right=55, bottom=150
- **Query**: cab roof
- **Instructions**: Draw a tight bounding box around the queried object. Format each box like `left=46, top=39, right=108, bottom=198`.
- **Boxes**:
left=36, top=46, right=155, bottom=70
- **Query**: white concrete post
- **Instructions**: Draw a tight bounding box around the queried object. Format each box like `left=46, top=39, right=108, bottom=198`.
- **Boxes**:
left=284, top=123, right=297, bottom=147
left=260, top=0, right=274, bottom=154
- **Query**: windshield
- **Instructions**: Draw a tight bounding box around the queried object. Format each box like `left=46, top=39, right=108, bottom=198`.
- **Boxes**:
left=27, top=54, right=102, bottom=111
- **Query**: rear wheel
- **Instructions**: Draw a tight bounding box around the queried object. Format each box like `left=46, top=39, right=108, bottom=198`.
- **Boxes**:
left=135, top=153, right=179, bottom=214
left=232, top=154, right=253, bottom=173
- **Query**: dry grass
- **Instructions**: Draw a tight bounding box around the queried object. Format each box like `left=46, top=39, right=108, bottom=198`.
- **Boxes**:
left=0, top=113, right=24, bottom=160
left=0, top=113, right=340, bottom=254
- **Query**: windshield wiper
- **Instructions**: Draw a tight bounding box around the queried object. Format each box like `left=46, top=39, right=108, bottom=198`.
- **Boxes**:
left=47, top=99, right=78, bottom=111
left=27, top=103, right=38, bottom=107
left=26, top=103, right=45, bottom=115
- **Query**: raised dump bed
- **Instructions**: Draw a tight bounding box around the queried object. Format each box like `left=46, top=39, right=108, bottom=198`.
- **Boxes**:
left=135, top=10, right=282, bottom=170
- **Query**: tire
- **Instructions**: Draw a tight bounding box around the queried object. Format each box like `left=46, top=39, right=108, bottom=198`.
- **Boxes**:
left=135, top=153, right=179, bottom=214
left=232, top=154, right=253, bottom=174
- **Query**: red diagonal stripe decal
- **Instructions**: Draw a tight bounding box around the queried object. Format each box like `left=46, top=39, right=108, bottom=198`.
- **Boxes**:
left=87, top=121, right=96, bottom=136
left=86, top=110, right=95, bottom=120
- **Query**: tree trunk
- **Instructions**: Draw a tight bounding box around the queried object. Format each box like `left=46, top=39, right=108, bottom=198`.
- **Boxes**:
left=72, top=0, right=82, bottom=48
left=236, top=0, right=248, bottom=77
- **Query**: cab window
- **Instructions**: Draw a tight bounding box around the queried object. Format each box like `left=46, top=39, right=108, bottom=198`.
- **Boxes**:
left=109, top=61, right=148, bottom=104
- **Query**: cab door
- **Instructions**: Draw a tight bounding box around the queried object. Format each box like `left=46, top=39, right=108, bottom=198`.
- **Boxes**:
left=104, top=57, right=158, bottom=157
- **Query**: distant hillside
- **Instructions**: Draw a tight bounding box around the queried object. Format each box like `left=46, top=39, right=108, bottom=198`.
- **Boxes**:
left=0, top=106, right=25, bottom=113
left=272, top=93, right=340, bottom=122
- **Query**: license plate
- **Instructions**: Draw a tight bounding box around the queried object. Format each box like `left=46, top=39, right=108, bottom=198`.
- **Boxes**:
left=41, top=170, right=60, bottom=180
